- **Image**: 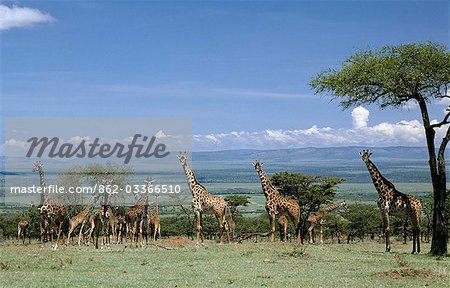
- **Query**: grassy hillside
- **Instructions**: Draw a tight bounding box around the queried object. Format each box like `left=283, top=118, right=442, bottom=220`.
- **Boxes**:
left=0, top=240, right=448, bottom=287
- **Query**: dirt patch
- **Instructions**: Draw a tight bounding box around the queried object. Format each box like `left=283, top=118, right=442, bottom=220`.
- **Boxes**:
left=375, top=268, right=434, bottom=279
left=167, top=236, right=193, bottom=243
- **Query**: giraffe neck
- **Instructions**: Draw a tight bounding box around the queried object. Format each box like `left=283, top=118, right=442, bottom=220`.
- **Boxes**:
left=364, top=159, right=395, bottom=197
left=144, top=180, right=152, bottom=213
left=38, top=167, right=52, bottom=205
left=155, top=195, right=159, bottom=215
left=256, top=168, right=278, bottom=199
left=321, top=201, right=345, bottom=214
left=181, top=163, right=202, bottom=196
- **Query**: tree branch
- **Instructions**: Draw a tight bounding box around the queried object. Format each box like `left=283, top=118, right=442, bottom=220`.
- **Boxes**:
left=431, top=109, right=450, bottom=129
left=437, top=125, right=450, bottom=177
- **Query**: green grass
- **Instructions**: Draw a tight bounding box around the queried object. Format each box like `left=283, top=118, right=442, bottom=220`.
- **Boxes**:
left=0, top=240, right=448, bottom=287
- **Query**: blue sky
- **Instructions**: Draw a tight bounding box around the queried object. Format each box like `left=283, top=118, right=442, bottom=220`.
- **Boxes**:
left=1, top=1, right=449, bottom=151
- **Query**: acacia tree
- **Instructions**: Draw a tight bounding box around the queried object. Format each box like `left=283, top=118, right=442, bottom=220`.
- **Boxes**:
left=310, top=42, right=450, bottom=255
left=270, top=171, right=344, bottom=240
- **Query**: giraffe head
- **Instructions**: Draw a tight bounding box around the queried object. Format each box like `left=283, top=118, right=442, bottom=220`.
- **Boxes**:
left=32, top=160, right=43, bottom=172
left=177, top=152, right=188, bottom=167
left=252, top=160, right=263, bottom=171
left=341, top=200, right=347, bottom=207
left=360, top=150, right=372, bottom=163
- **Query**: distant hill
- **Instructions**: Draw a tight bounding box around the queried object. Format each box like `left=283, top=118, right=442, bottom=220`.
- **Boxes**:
left=191, top=146, right=432, bottom=184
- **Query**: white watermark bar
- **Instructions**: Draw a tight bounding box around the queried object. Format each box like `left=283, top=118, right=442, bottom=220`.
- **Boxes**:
left=3, top=117, right=192, bottom=206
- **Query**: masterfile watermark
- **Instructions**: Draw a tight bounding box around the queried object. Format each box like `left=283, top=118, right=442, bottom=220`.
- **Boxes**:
left=26, top=134, right=169, bottom=164
left=4, top=117, right=192, bottom=206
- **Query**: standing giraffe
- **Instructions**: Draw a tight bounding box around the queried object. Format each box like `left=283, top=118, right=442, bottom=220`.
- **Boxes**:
left=67, top=194, right=100, bottom=246
left=252, top=160, right=301, bottom=244
left=33, top=161, right=67, bottom=250
left=107, top=206, right=119, bottom=244
left=177, top=152, right=230, bottom=245
left=17, top=220, right=30, bottom=244
left=278, top=215, right=288, bottom=242
left=125, top=177, right=153, bottom=247
left=32, top=161, right=49, bottom=244
left=307, top=201, right=347, bottom=244
left=149, top=194, right=161, bottom=241
left=85, top=206, right=110, bottom=249
left=360, top=150, right=422, bottom=254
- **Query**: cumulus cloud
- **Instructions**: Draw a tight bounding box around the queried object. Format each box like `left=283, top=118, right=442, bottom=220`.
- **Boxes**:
left=351, top=106, right=369, bottom=129
left=193, top=107, right=437, bottom=151
left=0, top=5, right=56, bottom=31
left=5, top=138, right=28, bottom=149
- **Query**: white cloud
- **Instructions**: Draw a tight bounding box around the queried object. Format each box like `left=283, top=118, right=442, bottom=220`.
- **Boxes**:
left=68, top=136, right=90, bottom=143
left=5, top=138, right=28, bottom=149
left=192, top=107, right=441, bottom=151
left=351, top=106, right=369, bottom=129
left=154, top=130, right=167, bottom=139
left=0, top=5, right=56, bottom=31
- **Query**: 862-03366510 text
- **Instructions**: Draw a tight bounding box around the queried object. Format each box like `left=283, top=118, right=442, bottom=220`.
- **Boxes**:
left=9, top=184, right=182, bottom=195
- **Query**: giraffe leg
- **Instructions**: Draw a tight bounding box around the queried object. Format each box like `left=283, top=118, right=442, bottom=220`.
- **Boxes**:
left=78, top=221, right=86, bottom=246
left=124, top=223, right=130, bottom=248
left=216, top=213, right=227, bottom=243
left=40, top=220, right=45, bottom=247
left=87, top=221, right=95, bottom=247
left=67, top=223, right=75, bottom=246
left=134, top=221, right=139, bottom=247
left=294, top=215, right=301, bottom=245
left=194, top=211, right=202, bottom=245
left=200, top=213, right=205, bottom=243
left=53, top=221, right=63, bottom=250
left=409, top=212, right=421, bottom=254
left=308, top=224, right=314, bottom=244
left=320, top=224, right=324, bottom=244
left=382, top=213, right=391, bottom=252
left=269, top=215, right=276, bottom=242
left=95, top=224, right=99, bottom=249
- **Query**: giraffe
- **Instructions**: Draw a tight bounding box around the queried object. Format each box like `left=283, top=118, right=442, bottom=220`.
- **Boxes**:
left=67, top=194, right=100, bottom=246
left=85, top=205, right=111, bottom=248
left=177, top=152, right=230, bottom=245
left=32, top=161, right=49, bottom=244
left=278, top=215, right=288, bottom=242
left=107, top=206, right=119, bottom=244
left=360, top=150, right=422, bottom=254
left=85, top=207, right=101, bottom=246
left=115, top=214, right=126, bottom=244
left=125, top=177, right=153, bottom=247
left=149, top=194, right=161, bottom=241
left=252, top=160, right=301, bottom=244
left=33, top=161, right=67, bottom=250
left=307, top=201, right=347, bottom=244
left=17, top=220, right=30, bottom=244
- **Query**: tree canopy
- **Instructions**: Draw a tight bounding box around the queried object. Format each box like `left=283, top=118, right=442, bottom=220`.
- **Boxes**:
left=270, top=171, right=344, bottom=238
left=310, top=42, right=450, bottom=109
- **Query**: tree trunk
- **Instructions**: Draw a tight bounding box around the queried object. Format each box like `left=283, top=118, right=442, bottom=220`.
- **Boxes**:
left=417, top=97, right=448, bottom=255
left=431, top=185, right=448, bottom=255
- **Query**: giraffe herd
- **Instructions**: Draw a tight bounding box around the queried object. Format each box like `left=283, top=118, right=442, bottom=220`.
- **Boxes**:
left=18, top=149, right=422, bottom=254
